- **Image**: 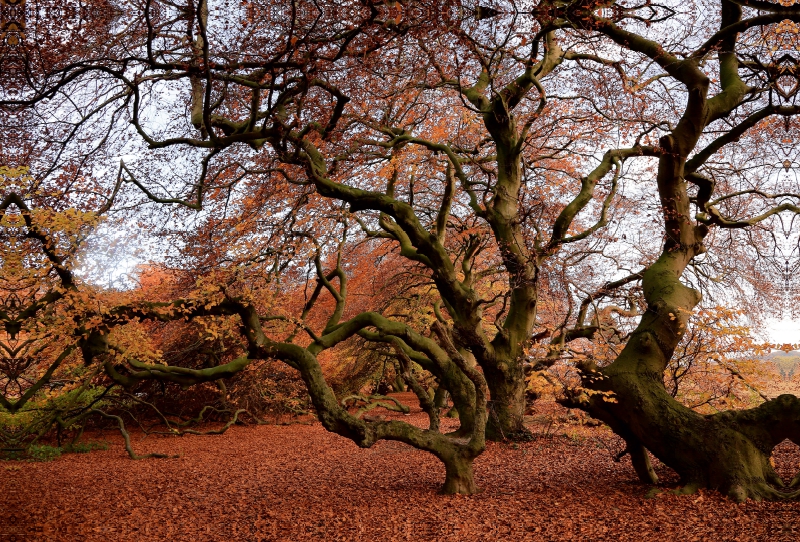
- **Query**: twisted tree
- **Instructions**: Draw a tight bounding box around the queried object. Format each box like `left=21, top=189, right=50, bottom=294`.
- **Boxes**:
left=555, top=0, right=800, bottom=501
left=4, top=0, right=800, bottom=499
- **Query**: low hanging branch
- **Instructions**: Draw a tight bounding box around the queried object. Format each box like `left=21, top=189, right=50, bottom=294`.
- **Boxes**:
left=90, top=409, right=177, bottom=460
left=390, top=337, right=440, bottom=432
left=122, top=395, right=250, bottom=436
left=339, top=394, right=410, bottom=418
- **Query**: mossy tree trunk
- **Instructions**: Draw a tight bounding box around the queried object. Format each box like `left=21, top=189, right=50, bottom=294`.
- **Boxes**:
left=482, top=355, right=527, bottom=440
left=253, top=313, right=490, bottom=495
left=573, top=3, right=800, bottom=500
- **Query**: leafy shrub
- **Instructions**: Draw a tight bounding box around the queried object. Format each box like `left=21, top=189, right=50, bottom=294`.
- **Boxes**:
left=27, top=444, right=62, bottom=462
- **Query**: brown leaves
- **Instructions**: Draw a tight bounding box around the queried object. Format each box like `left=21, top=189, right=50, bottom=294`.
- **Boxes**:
left=3, top=399, right=799, bottom=540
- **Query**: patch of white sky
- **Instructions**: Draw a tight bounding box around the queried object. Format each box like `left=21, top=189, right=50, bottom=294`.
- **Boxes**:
left=762, top=318, right=799, bottom=345
left=71, top=0, right=302, bottom=290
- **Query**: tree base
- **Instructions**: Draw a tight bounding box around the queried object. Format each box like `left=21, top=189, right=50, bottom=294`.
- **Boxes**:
left=441, top=455, right=478, bottom=495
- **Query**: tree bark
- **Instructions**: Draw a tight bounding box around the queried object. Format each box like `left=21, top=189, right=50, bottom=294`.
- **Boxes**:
left=589, top=381, right=800, bottom=500
left=566, top=33, right=800, bottom=498
left=578, top=248, right=800, bottom=500
left=440, top=451, right=478, bottom=495
left=433, top=386, right=448, bottom=410
left=628, top=442, right=658, bottom=486
left=443, top=364, right=477, bottom=436
left=393, top=373, right=406, bottom=393
left=484, top=361, right=527, bottom=440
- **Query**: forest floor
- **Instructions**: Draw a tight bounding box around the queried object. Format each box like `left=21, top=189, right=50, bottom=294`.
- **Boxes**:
left=2, top=393, right=799, bottom=541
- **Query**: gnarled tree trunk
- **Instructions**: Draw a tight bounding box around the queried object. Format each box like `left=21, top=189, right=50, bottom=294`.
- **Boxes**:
left=567, top=6, right=800, bottom=498
left=440, top=449, right=478, bottom=494
left=575, top=128, right=800, bottom=500
left=585, top=361, right=800, bottom=500
left=483, top=359, right=527, bottom=440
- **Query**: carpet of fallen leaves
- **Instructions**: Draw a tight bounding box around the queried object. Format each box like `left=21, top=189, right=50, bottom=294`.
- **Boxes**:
left=2, top=393, right=799, bottom=541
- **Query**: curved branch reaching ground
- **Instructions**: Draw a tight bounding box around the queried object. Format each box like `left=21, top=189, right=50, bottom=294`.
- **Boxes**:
left=91, top=410, right=177, bottom=460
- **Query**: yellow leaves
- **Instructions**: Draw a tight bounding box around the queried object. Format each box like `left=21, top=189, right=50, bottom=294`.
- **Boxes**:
left=0, top=194, right=104, bottom=294
left=197, top=316, right=229, bottom=341
left=108, top=326, right=163, bottom=365
left=28, top=208, right=102, bottom=240
left=0, top=166, right=33, bottom=192
left=581, top=388, right=617, bottom=402
left=526, top=370, right=559, bottom=398
left=0, top=166, right=30, bottom=177
left=668, top=305, right=768, bottom=413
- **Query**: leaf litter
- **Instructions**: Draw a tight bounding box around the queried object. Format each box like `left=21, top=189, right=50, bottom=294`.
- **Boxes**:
left=1, top=394, right=798, bottom=541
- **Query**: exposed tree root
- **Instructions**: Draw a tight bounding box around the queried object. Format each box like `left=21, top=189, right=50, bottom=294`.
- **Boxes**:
left=575, top=388, right=800, bottom=502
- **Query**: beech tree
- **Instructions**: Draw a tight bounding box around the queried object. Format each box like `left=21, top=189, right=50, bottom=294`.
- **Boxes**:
left=1, top=0, right=496, bottom=494
left=553, top=0, right=800, bottom=501
left=5, top=0, right=800, bottom=499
